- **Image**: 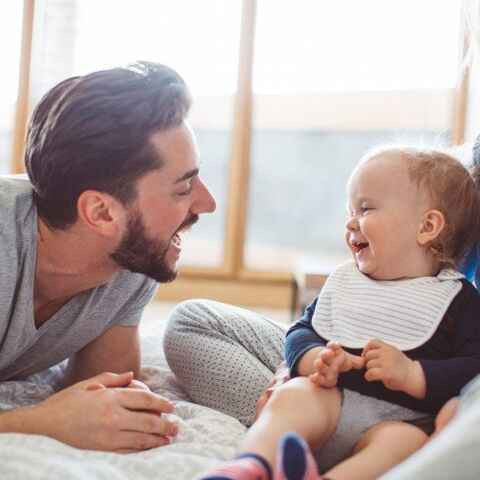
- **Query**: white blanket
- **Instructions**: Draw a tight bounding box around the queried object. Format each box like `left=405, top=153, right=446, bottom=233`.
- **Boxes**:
left=0, top=325, right=246, bottom=479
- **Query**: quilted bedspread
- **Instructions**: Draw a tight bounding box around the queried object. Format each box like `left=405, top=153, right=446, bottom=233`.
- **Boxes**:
left=0, top=325, right=246, bottom=479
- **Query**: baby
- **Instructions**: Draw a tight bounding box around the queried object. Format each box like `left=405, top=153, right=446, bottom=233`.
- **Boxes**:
left=200, top=145, right=480, bottom=480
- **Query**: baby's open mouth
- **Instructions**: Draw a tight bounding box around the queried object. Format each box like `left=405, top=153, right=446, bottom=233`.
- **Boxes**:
left=352, top=241, right=369, bottom=253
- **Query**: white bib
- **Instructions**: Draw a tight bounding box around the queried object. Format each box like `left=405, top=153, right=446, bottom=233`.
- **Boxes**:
left=311, top=261, right=463, bottom=351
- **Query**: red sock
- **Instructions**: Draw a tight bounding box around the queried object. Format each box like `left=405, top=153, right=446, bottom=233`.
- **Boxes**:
left=198, top=454, right=272, bottom=480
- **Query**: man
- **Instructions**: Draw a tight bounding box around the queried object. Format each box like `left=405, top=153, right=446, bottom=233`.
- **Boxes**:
left=0, top=61, right=215, bottom=452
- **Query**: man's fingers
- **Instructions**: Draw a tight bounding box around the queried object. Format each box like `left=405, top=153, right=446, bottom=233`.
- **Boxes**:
left=118, top=389, right=175, bottom=414
left=120, top=411, right=178, bottom=436
left=127, top=380, right=151, bottom=391
left=85, top=383, right=106, bottom=391
left=114, top=432, right=172, bottom=452
left=92, top=371, right=134, bottom=389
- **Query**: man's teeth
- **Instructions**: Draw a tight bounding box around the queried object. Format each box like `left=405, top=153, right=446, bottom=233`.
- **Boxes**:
left=172, top=233, right=181, bottom=246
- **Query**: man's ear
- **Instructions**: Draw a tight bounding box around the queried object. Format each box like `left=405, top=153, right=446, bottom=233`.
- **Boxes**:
left=76, top=190, right=124, bottom=236
left=418, top=209, right=445, bottom=246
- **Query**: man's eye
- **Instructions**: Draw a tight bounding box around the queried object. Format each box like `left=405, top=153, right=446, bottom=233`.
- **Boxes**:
left=178, top=188, right=193, bottom=196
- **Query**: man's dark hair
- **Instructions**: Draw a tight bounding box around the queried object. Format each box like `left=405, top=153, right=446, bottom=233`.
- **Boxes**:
left=24, top=61, right=191, bottom=229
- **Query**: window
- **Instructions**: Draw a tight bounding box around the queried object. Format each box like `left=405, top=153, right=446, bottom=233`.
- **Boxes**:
left=4, top=0, right=468, bottom=306
left=30, top=0, right=243, bottom=268
left=245, top=0, right=463, bottom=271
left=0, top=2, right=23, bottom=173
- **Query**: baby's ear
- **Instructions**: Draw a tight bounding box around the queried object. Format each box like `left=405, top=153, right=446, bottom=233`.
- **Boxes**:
left=418, top=209, right=445, bottom=246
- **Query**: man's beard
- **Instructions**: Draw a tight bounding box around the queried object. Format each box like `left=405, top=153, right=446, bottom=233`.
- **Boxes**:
left=110, top=208, right=198, bottom=283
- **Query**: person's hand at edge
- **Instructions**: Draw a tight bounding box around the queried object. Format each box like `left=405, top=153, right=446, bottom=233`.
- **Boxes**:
left=0, top=371, right=178, bottom=452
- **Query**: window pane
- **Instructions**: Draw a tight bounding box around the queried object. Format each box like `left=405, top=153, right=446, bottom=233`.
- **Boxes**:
left=245, top=0, right=462, bottom=271
left=253, top=0, right=461, bottom=93
left=30, top=0, right=242, bottom=268
left=0, top=3, right=23, bottom=173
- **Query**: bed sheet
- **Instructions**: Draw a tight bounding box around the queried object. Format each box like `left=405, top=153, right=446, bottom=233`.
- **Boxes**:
left=0, top=326, right=246, bottom=479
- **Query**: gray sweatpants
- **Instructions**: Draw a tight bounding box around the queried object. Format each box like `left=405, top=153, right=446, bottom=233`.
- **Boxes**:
left=164, top=299, right=287, bottom=427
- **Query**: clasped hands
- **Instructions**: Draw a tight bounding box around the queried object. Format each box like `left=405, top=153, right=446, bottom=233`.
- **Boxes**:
left=33, top=371, right=177, bottom=452
left=309, top=339, right=422, bottom=395
left=257, top=339, right=423, bottom=418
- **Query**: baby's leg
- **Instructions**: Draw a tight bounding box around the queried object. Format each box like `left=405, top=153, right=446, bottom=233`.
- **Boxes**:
left=241, top=377, right=341, bottom=465
left=199, top=377, right=341, bottom=479
left=326, top=421, right=428, bottom=480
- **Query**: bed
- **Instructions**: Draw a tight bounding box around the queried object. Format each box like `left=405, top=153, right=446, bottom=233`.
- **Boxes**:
left=0, top=322, right=246, bottom=479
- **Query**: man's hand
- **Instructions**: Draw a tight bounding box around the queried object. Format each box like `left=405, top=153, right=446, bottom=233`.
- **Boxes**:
left=255, top=361, right=290, bottom=419
left=363, top=339, right=426, bottom=399
left=309, top=341, right=364, bottom=387
left=15, top=371, right=178, bottom=452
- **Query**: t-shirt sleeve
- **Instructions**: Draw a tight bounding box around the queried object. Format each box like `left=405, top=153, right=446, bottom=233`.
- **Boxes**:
left=109, top=275, right=158, bottom=328
left=285, top=297, right=328, bottom=376
left=418, top=280, right=480, bottom=411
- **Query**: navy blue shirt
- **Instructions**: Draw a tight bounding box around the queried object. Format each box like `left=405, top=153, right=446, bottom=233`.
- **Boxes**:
left=285, top=279, right=480, bottom=414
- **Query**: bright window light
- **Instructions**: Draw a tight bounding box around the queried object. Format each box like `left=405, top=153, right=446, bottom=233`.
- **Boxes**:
left=74, top=0, right=242, bottom=96
left=0, top=3, right=23, bottom=107
left=254, top=0, right=462, bottom=93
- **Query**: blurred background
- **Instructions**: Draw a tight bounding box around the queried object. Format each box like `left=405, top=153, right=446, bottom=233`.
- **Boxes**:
left=1, top=0, right=479, bottom=313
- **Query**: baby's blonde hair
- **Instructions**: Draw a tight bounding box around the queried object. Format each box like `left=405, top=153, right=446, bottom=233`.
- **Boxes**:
left=361, top=144, right=480, bottom=269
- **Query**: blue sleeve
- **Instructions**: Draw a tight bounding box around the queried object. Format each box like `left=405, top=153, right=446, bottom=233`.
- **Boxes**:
left=418, top=281, right=480, bottom=411
left=284, top=297, right=327, bottom=376
left=460, top=242, right=478, bottom=284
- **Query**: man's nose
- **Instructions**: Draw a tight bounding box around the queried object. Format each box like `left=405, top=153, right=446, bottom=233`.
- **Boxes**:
left=194, top=179, right=216, bottom=214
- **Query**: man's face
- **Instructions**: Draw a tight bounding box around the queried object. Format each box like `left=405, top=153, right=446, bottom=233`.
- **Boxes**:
left=110, top=123, right=216, bottom=282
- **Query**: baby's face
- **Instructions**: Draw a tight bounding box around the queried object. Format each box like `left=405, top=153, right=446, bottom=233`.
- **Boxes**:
left=345, top=153, right=430, bottom=280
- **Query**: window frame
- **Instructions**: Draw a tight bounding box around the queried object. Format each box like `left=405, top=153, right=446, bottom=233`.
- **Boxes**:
left=10, top=0, right=469, bottom=308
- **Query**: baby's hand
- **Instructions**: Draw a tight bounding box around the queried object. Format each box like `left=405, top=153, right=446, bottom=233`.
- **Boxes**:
left=309, top=341, right=364, bottom=388
left=363, top=339, right=424, bottom=396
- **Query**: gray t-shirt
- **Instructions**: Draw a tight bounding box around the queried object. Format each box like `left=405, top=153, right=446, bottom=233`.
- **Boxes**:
left=0, top=177, right=158, bottom=380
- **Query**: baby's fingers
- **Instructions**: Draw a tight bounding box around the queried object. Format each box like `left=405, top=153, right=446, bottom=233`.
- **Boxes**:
left=364, top=367, right=383, bottom=382
left=326, top=341, right=341, bottom=352
left=313, top=355, right=328, bottom=373
left=308, top=372, right=326, bottom=387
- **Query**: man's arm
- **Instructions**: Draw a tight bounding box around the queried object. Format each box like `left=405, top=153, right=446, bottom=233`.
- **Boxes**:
left=63, top=325, right=141, bottom=386
left=0, top=372, right=178, bottom=451
left=0, top=325, right=180, bottom=451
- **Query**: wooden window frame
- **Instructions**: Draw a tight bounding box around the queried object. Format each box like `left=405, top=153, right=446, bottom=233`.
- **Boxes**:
left=9, top=0, right=470, bottom=308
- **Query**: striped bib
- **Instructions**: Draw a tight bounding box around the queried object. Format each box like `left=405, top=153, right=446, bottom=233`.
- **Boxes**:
left=311, top=261, right=463, bottom=351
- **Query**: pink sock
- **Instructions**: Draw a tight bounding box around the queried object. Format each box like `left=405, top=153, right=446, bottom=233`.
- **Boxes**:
left=274, top=433, right=322, bottom=480
left=197, top=454, right=272, bottom=480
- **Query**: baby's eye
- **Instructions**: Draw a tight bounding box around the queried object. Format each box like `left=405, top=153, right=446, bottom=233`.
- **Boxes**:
left=360, top=206, right=371, bottom=214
